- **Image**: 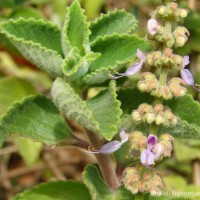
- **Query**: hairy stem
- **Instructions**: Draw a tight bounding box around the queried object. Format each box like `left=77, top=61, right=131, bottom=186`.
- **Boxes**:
left=86, top=130, right=120, bottom=190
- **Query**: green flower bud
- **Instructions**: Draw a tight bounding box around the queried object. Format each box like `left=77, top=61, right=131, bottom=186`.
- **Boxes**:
left=154, top=104, right=164, bottom=113
left=145, top=112, right=156, bottom=124
left=129, top=131, right=147, bottom=152
left=155, top=113, right=165, bottom=125
left=138, top=81, right=148, bottom=92
left=163, top=85, right=173, bottom=100
left=175, top=36, right=187, bottom=47
left=157, top=6, right=166, bottom=15
left=132, top=110, right=142, bottom=122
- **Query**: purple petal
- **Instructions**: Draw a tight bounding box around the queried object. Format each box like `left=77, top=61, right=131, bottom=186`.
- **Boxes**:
left=119, top=129, right=128, bottom=143
left=181, top=69, right=194, bottom=86
left=152, top=143, right=164, bottom=160
left=147, top=134, right=157, bottom=150
left=136, top=49, right=146, bottom=61
left=89, top=141, right=122, bottom=154
left=123, top=62, right=143, bottom=76
left=182, top=56, right=190, bottom=69
left=147, top=18, right=159, bottom=35
left=141, top=149, right=155, bottom=167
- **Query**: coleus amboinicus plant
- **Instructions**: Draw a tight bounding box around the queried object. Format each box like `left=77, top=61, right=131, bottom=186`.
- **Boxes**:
left=0, top=0, right=200, bottom=199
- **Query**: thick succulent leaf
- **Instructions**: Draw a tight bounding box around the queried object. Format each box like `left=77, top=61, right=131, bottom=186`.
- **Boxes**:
left=0, top=95, right=71, bottom=147
left=62, top=0, right=90, bottom=56
left=51, top=78, right=122, bottom=140
left=86, top=81, right=122, bottom=140
left=159, top=119, right=200, bottom=139
left=83, top=34, right=150, bottom=85
left=0, top=77, right=37, bottom=115
left=0, top=18, right=63, bottom=77
left=90, top=10, right=138, bottom=42
left=51, top=78, right=99, bottom=133
left=165, top=94, right=200, bottom=127
left=11, top=181, right=91, bottom=200
left=83, top=165, right=135, bottom=200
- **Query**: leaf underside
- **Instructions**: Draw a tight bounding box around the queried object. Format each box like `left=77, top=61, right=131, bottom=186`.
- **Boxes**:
left=51, top=78, right=122, bottom=140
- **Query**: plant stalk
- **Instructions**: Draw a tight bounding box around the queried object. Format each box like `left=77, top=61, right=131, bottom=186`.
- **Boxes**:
left=86, top=130, right=120, bottom=190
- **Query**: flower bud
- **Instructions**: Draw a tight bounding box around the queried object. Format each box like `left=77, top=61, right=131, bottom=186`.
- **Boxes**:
left=157, top=6, right=166, bottom=15
left=145, top=112, right=156, bottom=124
left=175, top=36, right=187, bottom=47
left=147, top=19, right=159, bottom=35
left=163, top=85, right=173, bottom=100
left=132, top=110, right=142, bottom=122
left=179, top=9, right=188, bottom=18
left=159, top=140, right=173, bottom=157
left=160, top=133, right=175, bottom=142
left=129, top=131, right=147, bottom=152
left=138, top=81, right=148, bottom=92
left=154, top=104, right=164, bottom=113
left=155, top=113, right=165, bottom=125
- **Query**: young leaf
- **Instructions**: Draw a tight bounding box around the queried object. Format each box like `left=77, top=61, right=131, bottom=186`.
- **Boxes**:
left=51, top=78, right=122, bottom=140
left=11, top=181, right=91, bottom=200
left=62, top=0, right=90, bottom=56
left=0, top=95, right=71, bottom=147
left=83, top=34, right=151, bottom=85
left=90, top=10, right=138, bottom=42
left=83, top=165, right=135, bottom=200
left=62, top=50, right=100, bottom=80
left=0, top=18, right=63, bottom=77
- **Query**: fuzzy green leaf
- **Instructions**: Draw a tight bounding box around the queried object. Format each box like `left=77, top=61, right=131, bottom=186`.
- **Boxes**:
left=90, top=10, right=138, bottom=42
left=83, top=165, right=135, bottom=200
left=62, top=49, right=100, bottom=80
left=0, top=95, right=71, bottom=147
left=0, top=18, right=63, bottom=77
left=62, top=0, right=90, bottom=56
left=83, top=34, right=150, bottom=85
left=51, top=78, right=122, bottom=140
left=11, top=181, right=91, bottom=200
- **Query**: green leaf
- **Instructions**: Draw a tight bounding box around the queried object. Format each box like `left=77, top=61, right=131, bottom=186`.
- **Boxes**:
left=83, top=34, right=150, bottom=85
left=83, top=165, right=135, bottom=200
left=62, top=49, right=101, bottom=80
left=159, top=119, right=200, bottom=139
left=0, top=18, right=63, bottom=77
left=86, top=81, right=122, bottom=140
left=90, top=10, right=138, bottom=42
left=51, top=78, right=122, bottom=140
left=11, top=181, right=91, bottom=200
left=0, top=95, right=71, bottom=147
left=0, top=77, right=37, bottom=115
left=0, top=0, right=15, bottom=8
left=14, top=137, right=43, bottom=166
left=62, top=0, right=90, bottom=56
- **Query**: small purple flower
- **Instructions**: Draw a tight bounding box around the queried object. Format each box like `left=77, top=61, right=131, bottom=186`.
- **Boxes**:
left=88, top=129, right=128, bottom=154
left=141, top=134, right=163, bottom=167
left=110, top=49, right=146, bottom=80
left=147, top=18, right=159, bottom=35
left=180, top=56, right=200, bottom=92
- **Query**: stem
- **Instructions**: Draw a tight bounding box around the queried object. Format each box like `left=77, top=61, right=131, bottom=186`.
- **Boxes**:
left=159, top=66, right=168, bottom=86
left=86, top=130, right=120, bottom=190
left=150, top=123, right=158, bottom=135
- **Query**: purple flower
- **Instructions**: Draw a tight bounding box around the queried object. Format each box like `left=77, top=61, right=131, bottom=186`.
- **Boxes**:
left=88, top=129, right=128, bottom=154
left=147, top=18, right=159, bottom=35
left=110, top=49, right=146, bottom=80
left=141, top=134, right=163, bottom=167
left=180, top=56, right=200, bottom=92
